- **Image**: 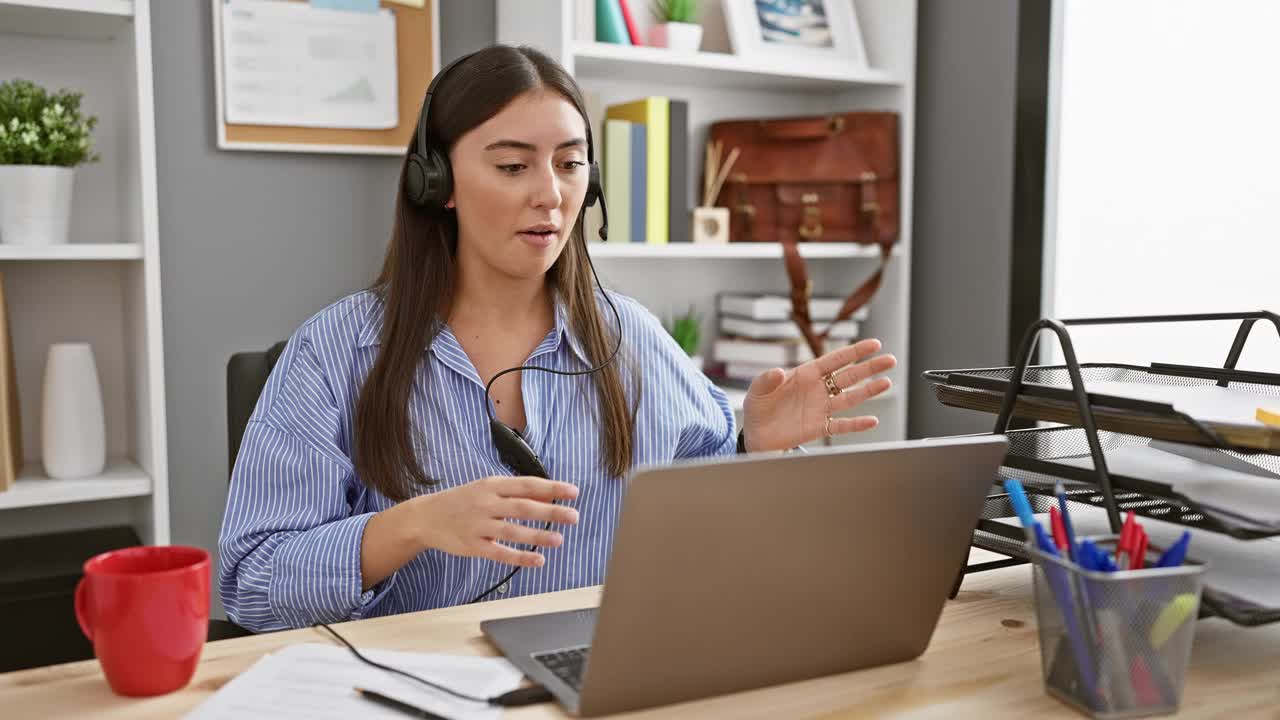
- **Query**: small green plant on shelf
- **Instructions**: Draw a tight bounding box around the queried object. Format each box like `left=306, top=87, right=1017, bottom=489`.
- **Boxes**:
left=667, top=307, right=702, bottom=357
left=650, top=0, right=700, bottom=24
left=0, top=79, right=99, bottom=166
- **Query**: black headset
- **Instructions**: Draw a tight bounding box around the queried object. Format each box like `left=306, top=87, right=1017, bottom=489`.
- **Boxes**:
left=404, top=50, right=606, bottom=223
left=402, top=48, right=621, bottom=603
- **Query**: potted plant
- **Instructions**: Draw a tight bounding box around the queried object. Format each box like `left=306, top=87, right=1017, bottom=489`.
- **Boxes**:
left=0, top=79, right=99, bottom=246
left=649, top=0, right=703, bottom=52
left=667, top=306, right=704, bottom=370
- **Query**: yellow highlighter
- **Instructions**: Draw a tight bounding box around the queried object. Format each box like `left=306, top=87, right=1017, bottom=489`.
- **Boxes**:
left=1259, top=407, right=1280, bottom=428
left=1150, top=593, right=1199, bottom=649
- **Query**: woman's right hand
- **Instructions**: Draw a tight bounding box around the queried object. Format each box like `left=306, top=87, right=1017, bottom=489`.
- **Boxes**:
left=416, top=476, right=580, bottom=567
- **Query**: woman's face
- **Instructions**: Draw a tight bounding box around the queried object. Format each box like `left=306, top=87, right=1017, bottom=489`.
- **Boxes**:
left=448, top=88, right=589, bottom=281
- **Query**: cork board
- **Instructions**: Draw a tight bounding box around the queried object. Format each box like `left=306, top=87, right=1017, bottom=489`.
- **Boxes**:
left=212, top=0, right=438, bottom=155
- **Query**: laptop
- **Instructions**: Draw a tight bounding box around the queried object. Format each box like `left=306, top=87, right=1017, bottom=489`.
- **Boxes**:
left=481, top=435, right=1008, bottom=717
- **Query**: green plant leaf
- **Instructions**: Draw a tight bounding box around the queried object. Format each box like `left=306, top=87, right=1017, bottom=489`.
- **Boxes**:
left=667, top=306, right=702, bottom=356
left=0, top=78, right=99, bottom=166
left=650, top=0, right=698, bottom=23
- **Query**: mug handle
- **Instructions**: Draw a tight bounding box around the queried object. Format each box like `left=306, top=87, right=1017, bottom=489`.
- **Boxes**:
left=74, top=578, right=94, bottom=641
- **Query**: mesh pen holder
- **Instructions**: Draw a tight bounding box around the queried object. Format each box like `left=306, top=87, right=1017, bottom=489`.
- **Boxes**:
left=1028, top=536, right=1206, bottom=718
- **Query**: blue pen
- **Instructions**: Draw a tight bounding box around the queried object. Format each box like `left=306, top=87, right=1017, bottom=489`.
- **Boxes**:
left=1003, top=478, right=1038, bottom=541
left=1080, top=540, right=1117, bottom=573
left=1054, top=481, right=1079, bottom=563
left=1012, top=480, right=1100, bottom=700
left=1155, top=531, right=1191, bottom=568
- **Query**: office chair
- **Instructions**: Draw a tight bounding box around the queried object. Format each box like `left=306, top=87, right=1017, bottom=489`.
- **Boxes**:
left=208, top=340, right=288, bottom=642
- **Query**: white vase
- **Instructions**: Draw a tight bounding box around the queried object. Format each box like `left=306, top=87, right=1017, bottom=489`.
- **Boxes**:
left=0, top=165, right=75, bottom=246
left=649, top=22, right=703, bottom=52
left=42, top=343, right=106, bottom=479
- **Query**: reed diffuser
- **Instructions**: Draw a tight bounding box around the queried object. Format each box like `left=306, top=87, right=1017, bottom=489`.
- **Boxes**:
left=691, top=139, right=738, bottom=244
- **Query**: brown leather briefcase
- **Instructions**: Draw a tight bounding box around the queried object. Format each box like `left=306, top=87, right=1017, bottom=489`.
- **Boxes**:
left=707, top=112, right=900, bottom=360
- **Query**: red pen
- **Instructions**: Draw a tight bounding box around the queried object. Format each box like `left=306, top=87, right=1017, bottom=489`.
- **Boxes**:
left=1049, top=506, right=1068, bottom=552
left=1117, top=511, right=1136, bottom=567
left=1133, top=526, right=1149, bottom=570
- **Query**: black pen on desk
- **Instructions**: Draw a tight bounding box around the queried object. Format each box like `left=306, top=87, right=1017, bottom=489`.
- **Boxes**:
left=354, top=687, right=454, bottom=720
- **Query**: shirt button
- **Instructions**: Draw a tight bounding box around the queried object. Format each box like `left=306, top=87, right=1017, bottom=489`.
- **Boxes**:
left=497, top=582, right=510, bottom=595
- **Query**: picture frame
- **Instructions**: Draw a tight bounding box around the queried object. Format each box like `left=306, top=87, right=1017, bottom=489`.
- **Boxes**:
left=722, top=0, right=868, bottom=69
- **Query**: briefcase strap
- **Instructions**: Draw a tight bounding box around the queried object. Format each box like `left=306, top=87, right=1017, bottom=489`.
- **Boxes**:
left=782, top=196, right=893, bottom=360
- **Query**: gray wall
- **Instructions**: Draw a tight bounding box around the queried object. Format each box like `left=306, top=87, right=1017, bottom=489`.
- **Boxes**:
left=908, top=0, right=1021, bottom=438
left=152, top=1, right=497, bottom=618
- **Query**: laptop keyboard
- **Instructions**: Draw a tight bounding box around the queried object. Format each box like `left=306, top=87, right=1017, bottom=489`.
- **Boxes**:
left=532, top=645, right=591, bottom=690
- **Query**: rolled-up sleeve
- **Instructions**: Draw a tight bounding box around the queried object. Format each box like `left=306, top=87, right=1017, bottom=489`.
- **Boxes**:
left=218, top=337, right=397, bottom=632
left=674, top=378, right=738, bottom=459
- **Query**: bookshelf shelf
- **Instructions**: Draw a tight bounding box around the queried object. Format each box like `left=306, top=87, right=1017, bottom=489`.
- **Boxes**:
left=0, top=244, right=143, bottom=261
left=0, top=0, right=133, bottom=39
left=572, top=41, right=901, bottom=91
left=588, top=243, right=895, bottom=260
left=0, top=458, right=150, bottom=511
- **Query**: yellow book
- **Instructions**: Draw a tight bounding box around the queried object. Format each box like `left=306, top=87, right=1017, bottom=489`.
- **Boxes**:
left=605, top=97, right=669, bottom=244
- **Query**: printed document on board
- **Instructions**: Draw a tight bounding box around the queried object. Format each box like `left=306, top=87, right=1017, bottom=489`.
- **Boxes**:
left=220, top=0, right=398, bottom=129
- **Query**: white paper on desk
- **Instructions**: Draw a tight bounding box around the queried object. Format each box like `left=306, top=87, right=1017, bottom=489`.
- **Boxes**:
left=1044, top=379, right=1271, bottom=428
left=220, top=0, right=398, bottom=129
left=1052, top=443, right=1280, bottom=527
left=184, top=643, right=523, bottom=720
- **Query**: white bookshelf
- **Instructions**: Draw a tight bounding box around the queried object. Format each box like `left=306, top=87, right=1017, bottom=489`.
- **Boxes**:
left=0, top=0, right=169, bottom=543
left=500, top=0, right=917, bottom=446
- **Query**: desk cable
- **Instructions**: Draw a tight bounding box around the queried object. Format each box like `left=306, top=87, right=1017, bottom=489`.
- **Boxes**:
left=314, top=622, right=553, bottom=708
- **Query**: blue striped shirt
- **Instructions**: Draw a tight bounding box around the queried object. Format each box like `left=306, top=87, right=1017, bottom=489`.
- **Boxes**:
left=219, top=289, right=736, bottom=632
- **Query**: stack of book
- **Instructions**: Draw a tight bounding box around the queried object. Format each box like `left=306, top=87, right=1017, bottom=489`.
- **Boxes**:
left=591, top=96, right=690, bottom=244
left=712, top=294, right=867, bottom=384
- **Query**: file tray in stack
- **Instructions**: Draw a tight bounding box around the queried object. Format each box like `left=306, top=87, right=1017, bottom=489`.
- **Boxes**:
left=998, top=426, right=1280, bottom=540
left=928, top=311, right=1280, bottom=627
left=925, top=363, right=1280, bottom=451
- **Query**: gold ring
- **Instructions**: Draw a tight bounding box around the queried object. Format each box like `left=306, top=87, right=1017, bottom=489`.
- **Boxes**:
left=824, top=415, right=833, bottom=438
left=823, top=372, right=840, bottom=398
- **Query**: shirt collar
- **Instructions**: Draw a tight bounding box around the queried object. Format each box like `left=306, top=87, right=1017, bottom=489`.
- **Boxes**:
left=356, top=291, right=593, bottom=367
left=550, top=293, right=592, bottom=367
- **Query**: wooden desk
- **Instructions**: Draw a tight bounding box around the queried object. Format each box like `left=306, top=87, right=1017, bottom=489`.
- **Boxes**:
left=3, top=552, right=1278, bottom=718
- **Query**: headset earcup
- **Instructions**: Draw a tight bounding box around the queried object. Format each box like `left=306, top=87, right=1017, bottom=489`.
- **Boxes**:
left=422, top=147, right=453, bottom=208
left=404, top=153, right=429, bottom=206
left=404, top=148, right=452, bottom=208
left=584, top=162, right=602, bottom=208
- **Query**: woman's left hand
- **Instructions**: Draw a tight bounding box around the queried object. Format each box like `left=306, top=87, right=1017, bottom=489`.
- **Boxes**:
left=741, top=338, right=897, bottom=452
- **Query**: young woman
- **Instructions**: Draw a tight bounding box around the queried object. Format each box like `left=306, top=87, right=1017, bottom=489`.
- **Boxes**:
left=218, top=44, right=896, bottom=632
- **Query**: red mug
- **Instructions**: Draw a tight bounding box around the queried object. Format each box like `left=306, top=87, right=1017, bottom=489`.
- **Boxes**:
left=74, top=545, right=211, bottom=697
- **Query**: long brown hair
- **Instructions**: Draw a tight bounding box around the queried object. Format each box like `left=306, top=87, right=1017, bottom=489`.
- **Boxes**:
left=355, top=45, right=636, bottom=502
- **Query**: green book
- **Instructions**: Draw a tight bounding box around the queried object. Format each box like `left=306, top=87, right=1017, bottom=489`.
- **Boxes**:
left=596, top=0, right=630, bottom=44
left=604, top=119, right=632, bottom=244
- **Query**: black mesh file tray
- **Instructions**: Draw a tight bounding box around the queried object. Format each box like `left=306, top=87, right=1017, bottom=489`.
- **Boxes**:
left=925, top=363, right=1280, bottom=452
left=929, top=311, right=1280, bottom=627
left=998, top=426, right=1280, bottom=539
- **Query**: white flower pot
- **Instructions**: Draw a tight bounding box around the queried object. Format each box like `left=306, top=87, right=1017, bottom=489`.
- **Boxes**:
left=0, top=165, right=75, bottom=246
left=42, top=343, right=106, bottom=479
left=649, top=22, right=703, bottom=52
